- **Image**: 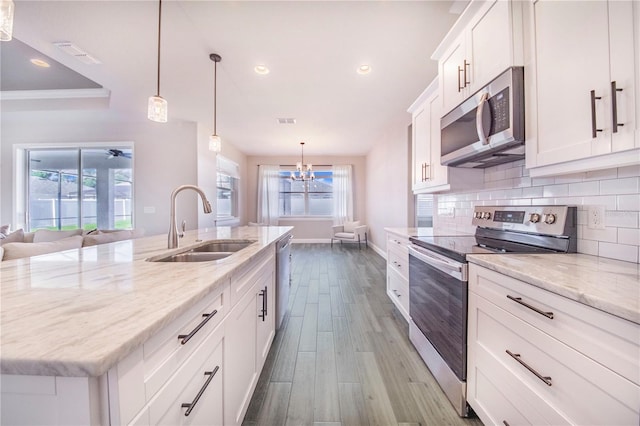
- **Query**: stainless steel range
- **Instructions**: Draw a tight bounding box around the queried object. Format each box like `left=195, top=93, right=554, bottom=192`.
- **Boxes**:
left=408, top=205, right=577, bottom=417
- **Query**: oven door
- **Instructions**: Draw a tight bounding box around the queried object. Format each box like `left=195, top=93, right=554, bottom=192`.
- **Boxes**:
left=408, top=244, right=468, bottom=381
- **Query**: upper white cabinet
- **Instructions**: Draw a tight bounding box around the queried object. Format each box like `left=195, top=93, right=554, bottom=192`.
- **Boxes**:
left=525, top=0, right=640, bottom=176
left=409, top=79, right=483, bottom=194
left=433, top=0, right=524, bottom=115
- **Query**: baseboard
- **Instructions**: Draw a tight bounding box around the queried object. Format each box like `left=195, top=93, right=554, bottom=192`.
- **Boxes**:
left=291, top=239, right=332, bottom=244
left=370, top=242, right=386, bottom=259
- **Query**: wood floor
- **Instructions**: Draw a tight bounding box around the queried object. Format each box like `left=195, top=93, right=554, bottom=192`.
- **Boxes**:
left=243, top=244, right=483, bottom=426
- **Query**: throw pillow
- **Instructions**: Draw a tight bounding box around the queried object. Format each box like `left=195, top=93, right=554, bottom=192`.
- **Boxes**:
left=0, top=229, right=24, bottom=245
left=33, top=229, right=83, bottom=243
left=2, top=235, right=84, bottom=260
left=343, top=221, right=360, bottom=233
left=0, top=224, right=10, bottom=236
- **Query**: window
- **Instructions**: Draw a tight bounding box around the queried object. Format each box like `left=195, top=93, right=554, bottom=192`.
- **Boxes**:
left=216, top=173, right=238, bottom=219
left=216, top=155, right=240, bottom=221
left=279, top=168, right=333, bottom=216
left=25, top=147, right=133, bottom=231
left=416, top=194, right=433, bottom=227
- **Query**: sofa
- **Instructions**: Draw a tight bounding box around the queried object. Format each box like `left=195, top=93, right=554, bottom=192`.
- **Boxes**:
left=0, top=228, right=145, bottom=261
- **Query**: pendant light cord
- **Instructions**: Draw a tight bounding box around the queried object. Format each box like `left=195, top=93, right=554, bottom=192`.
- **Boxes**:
left=156, top=0, right=162, bottom=97
left=213, top=59, right=217, bottom=135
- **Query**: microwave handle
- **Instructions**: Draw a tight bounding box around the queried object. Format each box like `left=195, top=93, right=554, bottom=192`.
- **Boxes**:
left=476, top=92, right=490, bottom=145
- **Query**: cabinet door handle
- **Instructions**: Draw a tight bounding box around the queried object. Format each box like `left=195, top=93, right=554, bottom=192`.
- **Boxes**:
left=259, top=286, right=267, bottom=321
left=182, top=365, right=220, bottom=416
left=611, top=81, right=624, bottom=133
left=503, top=421, right=511, bottom=426
left=506, top=350, right=552, bottom=386
left=463, top=59, right=470, bottom=87
left=178, top=309, right=218, bottom=345
left=507, top=295, right=553, bottom=319
left=590, top=90, right=603, bottom=138
left=457, top=66, right=464, bottom=92
left=425, top=163, right=430, bottom=180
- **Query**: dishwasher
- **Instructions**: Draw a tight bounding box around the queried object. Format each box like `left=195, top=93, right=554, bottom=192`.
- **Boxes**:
left=275, top=234, right=292, bottom=330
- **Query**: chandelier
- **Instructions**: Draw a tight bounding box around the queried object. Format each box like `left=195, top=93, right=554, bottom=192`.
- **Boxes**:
left=290, top=142, right=315, bottom=181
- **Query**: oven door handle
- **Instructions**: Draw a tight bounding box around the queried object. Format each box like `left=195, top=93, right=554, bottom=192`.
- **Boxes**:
left=408, top=245, right=467, bottom=281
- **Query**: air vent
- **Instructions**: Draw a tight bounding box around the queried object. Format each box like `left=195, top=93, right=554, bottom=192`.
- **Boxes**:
left=277, top=118, right=296, bottom=124
left=53, top=42, right=101, bottom=65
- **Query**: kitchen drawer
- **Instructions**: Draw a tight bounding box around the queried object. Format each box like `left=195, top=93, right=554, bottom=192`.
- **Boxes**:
left=387, top=233, right=409, bottom=254
left=387, top=247, right=409, bottom=280
left=142, top=285, right=229, bottom=401
left=471, top=292, right=640, bottom=425
left=230, top=248, right=274, bottom=307
left=469, top=264, right=640, bottom=385
left=469, top=340, right=569, bottom=426
left=129, top=322, right=225, bottom=425
left=387, top=267, right=409, bottom=320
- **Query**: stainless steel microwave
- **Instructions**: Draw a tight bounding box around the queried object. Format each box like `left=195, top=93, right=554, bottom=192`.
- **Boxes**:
left=440, top=66, right=525, bottom=168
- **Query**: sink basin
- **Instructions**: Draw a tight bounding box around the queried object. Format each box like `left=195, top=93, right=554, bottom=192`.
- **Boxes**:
left=189, top=240, right=255, bottom=253
left=153, top=252, right=232, bottom=262
left=146, top=239, right=256, bottom=263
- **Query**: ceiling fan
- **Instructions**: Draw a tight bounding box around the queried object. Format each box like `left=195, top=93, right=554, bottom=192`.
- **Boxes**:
left=106, top=149, right=132, bottom=159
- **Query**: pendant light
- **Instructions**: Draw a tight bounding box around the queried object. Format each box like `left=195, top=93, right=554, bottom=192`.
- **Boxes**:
left=290, top=142, right=314, bottom=181
left=148, top=0, right=167, bottom=122
left=209, top=53, right=222, bottom=152
left=0, top=0, right=15, bottom=41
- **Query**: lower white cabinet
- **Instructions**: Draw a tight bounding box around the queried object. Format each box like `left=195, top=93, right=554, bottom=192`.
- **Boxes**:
left=467, top=263, right=640, bottom=426
left=224, top=252, right=275, bottom=426
left=386, top=232, right=410, bottom=321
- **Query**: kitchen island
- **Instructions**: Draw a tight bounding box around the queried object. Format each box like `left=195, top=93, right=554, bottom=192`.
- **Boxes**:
left=0, top=225, right=293, bottom=425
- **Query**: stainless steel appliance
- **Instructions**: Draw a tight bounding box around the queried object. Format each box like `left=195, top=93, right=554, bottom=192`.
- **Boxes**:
left=441, top=66, right=525, bottom=168
left=276, top=234, right=292, bottom=330
left=408, top=205, right=577, bottom=417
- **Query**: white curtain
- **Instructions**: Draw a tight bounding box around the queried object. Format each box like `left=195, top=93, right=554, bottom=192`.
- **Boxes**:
left=332, top=164, right=353, bottom=224
left=257, top=165, right=280, bottom=225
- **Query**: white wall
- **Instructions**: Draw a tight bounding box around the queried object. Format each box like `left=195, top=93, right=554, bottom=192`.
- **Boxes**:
left=1, top=110, right=200, bottom=237
left=435, top=160, right=640, bottom=263
left=366, top=117, right=412, bottom=253
left=245, top=155, right=366, bottom=241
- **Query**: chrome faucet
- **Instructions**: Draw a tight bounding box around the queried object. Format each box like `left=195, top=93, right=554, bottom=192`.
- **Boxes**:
left=168, top=185, right=213, bottom=249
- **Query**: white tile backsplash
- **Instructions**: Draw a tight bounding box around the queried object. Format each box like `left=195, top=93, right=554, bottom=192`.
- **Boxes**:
left=434, top=162, right=640, bottom=263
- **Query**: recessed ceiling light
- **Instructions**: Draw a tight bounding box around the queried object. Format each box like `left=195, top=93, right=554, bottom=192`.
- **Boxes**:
left=30, top=58, right=50, bottom=68
left=357, top=64, right=371, bottom=75
left=254, top=64, right=270, bottom=75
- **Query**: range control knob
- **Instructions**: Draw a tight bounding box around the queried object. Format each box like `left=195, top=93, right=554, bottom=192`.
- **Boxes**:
left=482, top=212, right=492, bottom=220
left=543, top=213, right=557, bottom=225
left=530, top=213, right=541, bottom=223
left=474, top=212, right=482, bottom=219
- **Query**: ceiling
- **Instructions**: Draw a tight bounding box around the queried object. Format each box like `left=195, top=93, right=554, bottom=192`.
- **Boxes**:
left=2, top=1, right=461, bottom=156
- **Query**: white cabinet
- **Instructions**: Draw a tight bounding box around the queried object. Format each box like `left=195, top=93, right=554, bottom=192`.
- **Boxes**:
left=386, top=232, right=410, bottom=321
left=409, top=79, right=483, bottom=194
left=525, top=0, right=640, bottom=176
left=467, top=264, right=640, bottom=426
left=434, top=0, right=523, bottom=115
left=224, top=252, right=275, bottom=426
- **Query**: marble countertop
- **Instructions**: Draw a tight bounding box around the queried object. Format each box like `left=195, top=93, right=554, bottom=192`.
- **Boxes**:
left=385, top=227, right=434, bottom=238
left=467, top=253, right=640, bottom=324
left=0, top=226, right=293, bottom=377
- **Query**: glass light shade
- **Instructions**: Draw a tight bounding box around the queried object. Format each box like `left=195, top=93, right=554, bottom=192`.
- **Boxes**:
left=296, top=162, right=302, bottom=172
left=209, top=134, right=221, bottom=152
left=0, top=0, right=14, bottom=41
left=307, top=164, right=313, bottom=171
left=147, top=95, right=168, bottom=123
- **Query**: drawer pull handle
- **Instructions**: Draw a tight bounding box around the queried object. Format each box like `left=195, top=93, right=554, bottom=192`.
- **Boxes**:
left=178, top=309, right=218, bottom=345
left=507, top=295, right=553, bottom=319
left=393, top=289, right=401, bottom=298
left=506, top=350, right=552, bottom=386
left=503, top=422, right=510, bottom=426
left=259, top=286, right=267, bottom=321
left=182, top=365, right=220, bottom=416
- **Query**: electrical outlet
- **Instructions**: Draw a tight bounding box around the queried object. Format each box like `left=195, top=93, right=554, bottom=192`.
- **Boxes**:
left=587, top=205, right=606, bottom=230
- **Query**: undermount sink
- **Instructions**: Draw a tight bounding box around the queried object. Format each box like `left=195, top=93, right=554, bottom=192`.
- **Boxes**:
left=189, top=240, right=255, bottom=253
left=153, top=252, right=233, bottom=262
left=147, top=239, right=256, bottom=263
